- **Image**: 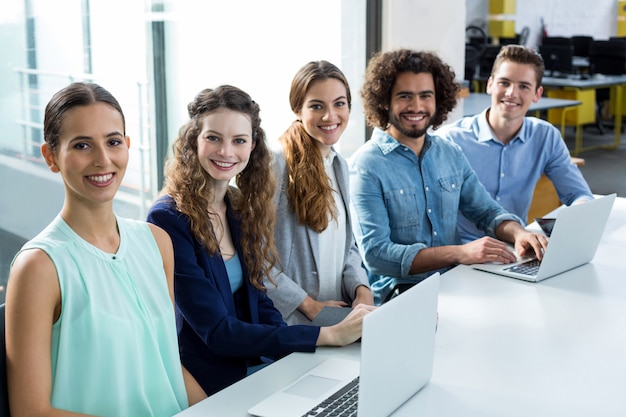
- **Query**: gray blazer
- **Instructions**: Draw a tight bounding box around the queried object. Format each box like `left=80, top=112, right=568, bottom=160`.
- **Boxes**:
left=266, top=150, right=370, bottom=325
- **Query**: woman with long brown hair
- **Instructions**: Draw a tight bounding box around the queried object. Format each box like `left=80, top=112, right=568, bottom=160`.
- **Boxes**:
left=147, top=85, right=373, bottom=396
left=267, top=61, right=374, bottom=325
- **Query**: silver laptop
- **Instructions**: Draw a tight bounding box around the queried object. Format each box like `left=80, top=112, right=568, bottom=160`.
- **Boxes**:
left=248, top=272, right=440, bottom=417
left=472, top=193, right=616, bottom=282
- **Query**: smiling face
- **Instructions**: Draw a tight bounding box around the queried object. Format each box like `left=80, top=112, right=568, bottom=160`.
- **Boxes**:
left=196, top=108, right=254, bottom=184
left=42, top=102, right=129, bottom=207
left=487, top=60, right=543, bottom=125
left=296, top=78, right=350, bottom=156
left=386, top=71, right=436, bottom=144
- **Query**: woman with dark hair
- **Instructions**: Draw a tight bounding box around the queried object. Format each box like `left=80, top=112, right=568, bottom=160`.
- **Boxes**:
left=146, top=85, right=373, bottom=396
left=6, top=82, right=206, bottom=416
left=267, top=61, right=374, bottom=325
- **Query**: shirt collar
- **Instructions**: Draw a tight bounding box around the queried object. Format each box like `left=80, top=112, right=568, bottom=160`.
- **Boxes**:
left=371, top=127, right=432, bottom=155
left=478, top=107, right=527, bottom=144
left=323, top=148, right=337, bottom=167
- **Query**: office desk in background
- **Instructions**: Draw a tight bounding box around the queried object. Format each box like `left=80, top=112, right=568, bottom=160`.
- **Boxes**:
left=542, top=74, right=626, bottom=155
left=462, top=93, right=581, bottom=139
left=462, top=93, right=581, bottom=118
left=175, top=196, right=626, bottom=417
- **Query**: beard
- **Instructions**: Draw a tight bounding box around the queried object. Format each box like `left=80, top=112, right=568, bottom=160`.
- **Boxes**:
left=388, top=111, right=433, bottom=138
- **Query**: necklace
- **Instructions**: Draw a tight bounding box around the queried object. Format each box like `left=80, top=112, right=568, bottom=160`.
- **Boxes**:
left=208, top=207, right=235, bottom=259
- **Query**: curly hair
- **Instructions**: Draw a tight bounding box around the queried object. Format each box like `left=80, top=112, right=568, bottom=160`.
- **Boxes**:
left=491, top=44, right=545, bottom=88
left=279, top=60, right=351, bottom=232
left=360, top=49, right=460, bottom=130
left=162, top=85, right=278, bottom=290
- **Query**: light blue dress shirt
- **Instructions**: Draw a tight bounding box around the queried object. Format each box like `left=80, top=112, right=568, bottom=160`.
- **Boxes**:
left=438, top=109, right=593, bottom=243
left=349, top=128, right=521, bottom=304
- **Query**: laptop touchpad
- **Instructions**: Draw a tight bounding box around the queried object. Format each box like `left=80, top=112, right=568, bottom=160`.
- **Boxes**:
left=284, top=375, right=341, bottom=399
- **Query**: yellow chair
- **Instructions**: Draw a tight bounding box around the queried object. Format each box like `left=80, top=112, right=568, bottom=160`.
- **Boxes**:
left=528, top=157, right=585, bottom=222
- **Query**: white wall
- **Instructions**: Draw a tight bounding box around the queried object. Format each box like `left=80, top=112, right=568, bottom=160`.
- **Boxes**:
left=382, top=0, right=467, bottom=123
left=466, top=0, right=619, bottom=49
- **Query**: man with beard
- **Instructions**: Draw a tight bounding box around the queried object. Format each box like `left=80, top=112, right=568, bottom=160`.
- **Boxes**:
left=349, top=49, right=547, bottom=304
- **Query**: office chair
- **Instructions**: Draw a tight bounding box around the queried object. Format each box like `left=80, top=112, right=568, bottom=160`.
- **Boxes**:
left=518, top=26, right=530, bottom=46
left=0, top=304, right=10, bottom=417
left=465, top=25, right=488, bottom=86
left=589, top=39, right=626, bottom=134
left=478, top=44, right=503, bottom=79
left=498, top=35, right=520, bottom=45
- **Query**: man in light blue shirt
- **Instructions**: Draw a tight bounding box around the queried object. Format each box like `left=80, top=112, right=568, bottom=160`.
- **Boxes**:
left=350, top=49, right=548, bottom=304
left=438, top=45, right=593, bottom=243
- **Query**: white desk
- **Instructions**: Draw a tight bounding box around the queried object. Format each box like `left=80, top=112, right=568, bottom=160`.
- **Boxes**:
left=175, top=197, right=626, bottom=417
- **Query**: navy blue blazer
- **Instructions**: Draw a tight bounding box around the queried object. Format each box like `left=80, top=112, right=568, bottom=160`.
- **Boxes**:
left=147, top=195, right=320, bottom=396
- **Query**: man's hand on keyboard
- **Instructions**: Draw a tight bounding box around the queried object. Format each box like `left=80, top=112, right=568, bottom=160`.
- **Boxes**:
left=513, top=230, right=549, bottom=261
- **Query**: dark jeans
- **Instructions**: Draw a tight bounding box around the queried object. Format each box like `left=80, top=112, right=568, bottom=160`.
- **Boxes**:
left=382, top=283, right=415, bottom=304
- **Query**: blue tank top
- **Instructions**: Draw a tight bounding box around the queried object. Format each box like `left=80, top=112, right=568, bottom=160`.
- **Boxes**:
left=17, top=215, right=188, bottom=416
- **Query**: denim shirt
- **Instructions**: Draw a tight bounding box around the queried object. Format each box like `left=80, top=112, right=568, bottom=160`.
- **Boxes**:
left=348, top=128, right=520, bottom=303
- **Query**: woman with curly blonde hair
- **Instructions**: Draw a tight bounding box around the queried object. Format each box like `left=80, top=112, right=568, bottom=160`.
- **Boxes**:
left=267, top=61, right=374, bottom=325
left=147, top=85, right=373, bottom=396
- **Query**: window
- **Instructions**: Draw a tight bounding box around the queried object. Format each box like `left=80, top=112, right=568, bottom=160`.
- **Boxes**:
left=0, top=0, right=367, bottom=211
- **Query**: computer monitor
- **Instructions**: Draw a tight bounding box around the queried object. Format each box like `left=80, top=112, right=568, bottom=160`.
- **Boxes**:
left=589, top=39, right=626, bottom=75
left=541, top=36, right=572, bottom=47
left=571, top=35, right=593, bottom=57
left=540, top=44, right=574, bottom=76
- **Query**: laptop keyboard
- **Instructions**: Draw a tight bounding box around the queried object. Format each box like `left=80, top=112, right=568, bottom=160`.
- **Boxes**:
left=302, top=376, right=359, bottom=417
left=504, top=258, right=541, bottom=276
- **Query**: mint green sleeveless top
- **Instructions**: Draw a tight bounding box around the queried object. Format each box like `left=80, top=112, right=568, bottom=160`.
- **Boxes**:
left=18, top=215, right=188, bottom=416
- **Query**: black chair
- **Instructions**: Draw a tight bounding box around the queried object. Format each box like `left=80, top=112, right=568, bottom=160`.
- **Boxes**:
left=498, top=27, right=530, bottom=46
left=465, top=25, right=488, bottom=85
left=0, top=304, right=10, bottom=417
left=589, top=39, right=626, bottom=133
left=518, top=26, right=531, bottom=46
left=478, top=44, right=503, bottom=79
left=498, top=35, right=520, bottom=45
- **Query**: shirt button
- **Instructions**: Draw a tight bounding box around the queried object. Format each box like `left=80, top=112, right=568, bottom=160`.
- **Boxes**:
left=425, top=187, right=430, bottom=192
left=500, top=172, right=505, bottom=177
left=399, top=189, right=404, bottom=194
left=496, top=196, right=501, bottom=201
left=433, top=231, right=438, bottom=236
left=428, top=208, right=432, bottom=213
left=451, top=184, right=456, bottom=189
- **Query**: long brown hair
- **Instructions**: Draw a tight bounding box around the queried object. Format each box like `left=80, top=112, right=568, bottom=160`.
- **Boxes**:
left=162, top=85, right=278, bottom=290
left=279, top=60, right=351, bottom=232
